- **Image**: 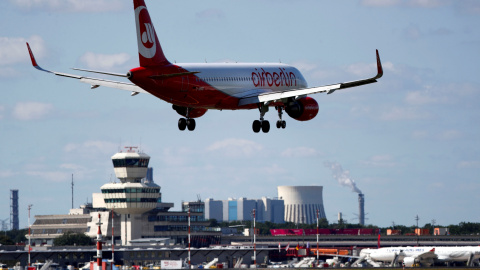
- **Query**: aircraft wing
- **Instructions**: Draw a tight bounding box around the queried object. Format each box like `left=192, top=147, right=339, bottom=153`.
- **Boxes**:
left=414, top=248, right=437, bottom=260
left=238, top=50, right=383, bottom=106
left=26, top=43, right=149, bottom=96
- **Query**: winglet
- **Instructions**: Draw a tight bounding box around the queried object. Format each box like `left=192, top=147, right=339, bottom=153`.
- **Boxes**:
left=26, top=42, right=51, bottom=73
left=375, top=49, right=383, bottom=79
left=26, top=42, right=38, bottom=67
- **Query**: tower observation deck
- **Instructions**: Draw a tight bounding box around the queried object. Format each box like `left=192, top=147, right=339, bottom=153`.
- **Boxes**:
left=101, top=147, right=162, bottom=244
left=101, top=147, right=161, bottom=215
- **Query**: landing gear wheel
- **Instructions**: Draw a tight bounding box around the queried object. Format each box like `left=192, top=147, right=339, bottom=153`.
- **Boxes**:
left=261, top=120, right=270, bottom=133
left=178, top=118, right=187, bottom=131
left=186, top=118, right=196, bottom=131
left=252, top=120, right=261, bottom=133
left=281, top=120, right=286, bottom=129
left=276, top=120, right=281, bottom=129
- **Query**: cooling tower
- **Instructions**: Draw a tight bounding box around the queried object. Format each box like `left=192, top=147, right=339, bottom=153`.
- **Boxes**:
left=277, top=186, right=326, bottom=224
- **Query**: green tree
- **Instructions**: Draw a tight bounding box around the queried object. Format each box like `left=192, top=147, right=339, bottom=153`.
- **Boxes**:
left=0, top=235, right=14, bottom=245
left=53, top=231, right=93, bottom=246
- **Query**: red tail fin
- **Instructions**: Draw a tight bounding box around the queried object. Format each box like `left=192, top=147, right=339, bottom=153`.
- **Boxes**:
left=134, top=0, right=170, bottom=67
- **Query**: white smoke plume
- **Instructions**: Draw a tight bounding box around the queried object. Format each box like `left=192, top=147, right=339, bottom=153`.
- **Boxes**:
left=324, top=161, right=362, bottom=194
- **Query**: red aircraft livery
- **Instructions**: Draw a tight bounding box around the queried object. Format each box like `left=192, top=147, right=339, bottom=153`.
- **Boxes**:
left=27, top=0, right=383, bottom=133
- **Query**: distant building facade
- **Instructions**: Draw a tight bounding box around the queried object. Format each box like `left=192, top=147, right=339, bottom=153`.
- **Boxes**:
left=204, top=197, right=284, bottom=223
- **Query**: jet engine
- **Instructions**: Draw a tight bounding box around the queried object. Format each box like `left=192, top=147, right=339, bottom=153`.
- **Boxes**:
left=402, top=257, right=416, bottom=267
left=172, top=105, right=207, bottom=118
left=285, top=96, right=319, bottom=121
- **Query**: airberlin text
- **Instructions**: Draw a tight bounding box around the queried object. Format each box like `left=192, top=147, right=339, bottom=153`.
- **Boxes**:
left=252, top=68, right=296, bottom=88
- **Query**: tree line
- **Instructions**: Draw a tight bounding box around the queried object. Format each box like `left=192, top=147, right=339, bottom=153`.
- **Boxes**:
left=1, top=221, right=480, bottom=246
left=209, top=219, right=480, bottom=236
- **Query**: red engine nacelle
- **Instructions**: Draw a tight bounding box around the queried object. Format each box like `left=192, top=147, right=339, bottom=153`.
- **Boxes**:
left=172, top=105, right=207, bottom=118
left=285, top=97, right=319, bottom=121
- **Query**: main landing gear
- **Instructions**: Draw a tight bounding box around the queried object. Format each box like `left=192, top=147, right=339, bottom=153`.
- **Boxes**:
left=178, top=118, right=196, bottom=131
left=252, top=103, right=270, bottom=133
left=252, top=119, right=270, bottom=133
left=252, top=104, right=287, bottom=133
left=177, top=107, right=196, bottom=131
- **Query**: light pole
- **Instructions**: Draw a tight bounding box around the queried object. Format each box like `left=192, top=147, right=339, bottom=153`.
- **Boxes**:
left=253, top=209, right=256, bottom=267
left=316, top=209, right=319, bottom=263
left=188, top=208, right=191, bottom=268
left=28, top=204, right=33, bottom=267
left=111, top=208, right=114, bottom=265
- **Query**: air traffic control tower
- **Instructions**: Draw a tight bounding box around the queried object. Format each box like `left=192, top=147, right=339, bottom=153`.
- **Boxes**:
left=100, top=147, right=161, bottom=245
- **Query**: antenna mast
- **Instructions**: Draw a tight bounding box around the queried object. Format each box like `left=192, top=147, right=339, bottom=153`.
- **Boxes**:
left=71, top=174, right=74, bottom=209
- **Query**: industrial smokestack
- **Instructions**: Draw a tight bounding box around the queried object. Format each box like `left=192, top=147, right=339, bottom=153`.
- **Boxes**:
left=358, top=193, right=365, bottom=226
left=10, top=189, right=19, bottom=230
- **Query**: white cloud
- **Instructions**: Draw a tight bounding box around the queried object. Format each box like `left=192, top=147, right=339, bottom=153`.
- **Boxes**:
left=405, top=89, right=449, bottom=105
left=64, top=140, right=118, bottom=155
left=362, top=155, right=398, bottom=167
left=403, top=24, right=422, bottom=40
left=429, top=182, right=446, bottom=189
left=361, top=0, right=402, bottom=7
left=0, top=35, right=45, bottom=66
left=195, top=9, right=225, bottom=20
left=456, top=1, right=480, bottom=15
left=281, top=147, right=319, bottom=158
left=361, top=0, right=449, bottom=8
left=159, top=147, right=193, bottom=167
left=290, top=61, right=319, bottom=73
left=407, top=0, right=448, bottom=8
left=12, top=101, right=53, bottom=120
left=0, top=67, right=19, bottom=78
left=438, top=129, right=461, bottom=140
left=457, top=161, right=480, bottom=169
left=26, top=170, right=71, bottom=182
left=380, top=106, right=430, bottom=121
left=346, top=62, right=379, bottom=78
left=412, top=130, right=429, bottom=139
left=79, top=52, right=131, bottom=71
left=206, top=138, right=263, bottom=158
left=0, top=170, right=16, bottom=178
left=11, top=0, right=125, bottom=13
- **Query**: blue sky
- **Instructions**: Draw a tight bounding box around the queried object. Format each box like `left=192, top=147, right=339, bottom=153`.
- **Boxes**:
left=1, top=0, right=479, bottom=229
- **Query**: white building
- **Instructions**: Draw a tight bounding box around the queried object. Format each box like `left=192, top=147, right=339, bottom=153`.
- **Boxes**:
left=277, top=186, right=327, bottom=224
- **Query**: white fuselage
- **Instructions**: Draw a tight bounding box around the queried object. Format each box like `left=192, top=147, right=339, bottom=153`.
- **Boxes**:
left=360, top=246, right=480, bottom=264
left=179, top=62, right=308, bottom=97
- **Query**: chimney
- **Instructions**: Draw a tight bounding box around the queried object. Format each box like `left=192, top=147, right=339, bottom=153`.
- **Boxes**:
left=358, top=193, right=365, bottom=226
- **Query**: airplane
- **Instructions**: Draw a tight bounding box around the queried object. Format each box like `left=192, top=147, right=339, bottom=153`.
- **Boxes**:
left=356, top=246, right=480, bottom=267
left=26, top=0, right=383, bottom=133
